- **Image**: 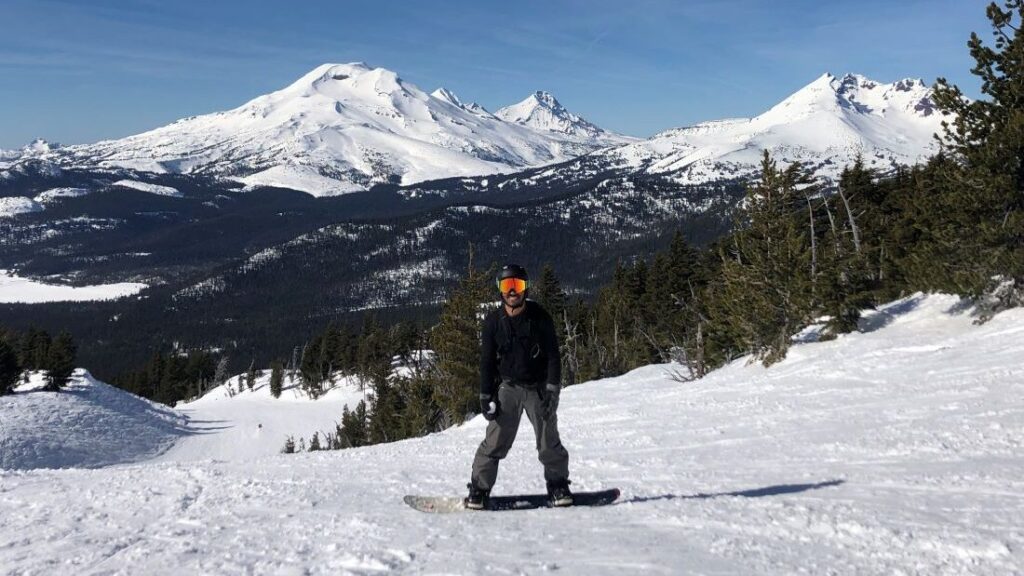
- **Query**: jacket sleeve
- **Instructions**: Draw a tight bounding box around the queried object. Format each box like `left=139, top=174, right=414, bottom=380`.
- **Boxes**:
left=542, top=310, right=562, bottom=387
left=480, top=313, right=499, bottom=397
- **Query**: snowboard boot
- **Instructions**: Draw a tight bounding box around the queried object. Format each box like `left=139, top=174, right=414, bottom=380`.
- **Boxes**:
left=547, top=480, right=573, bottom=507
left=466, top=483, right=490, bottom=510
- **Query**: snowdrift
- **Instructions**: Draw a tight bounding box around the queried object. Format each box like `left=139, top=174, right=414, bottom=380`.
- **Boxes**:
left=0, top=294, right=1021, bottom=574
left=0, top=371, right=188, bottom=470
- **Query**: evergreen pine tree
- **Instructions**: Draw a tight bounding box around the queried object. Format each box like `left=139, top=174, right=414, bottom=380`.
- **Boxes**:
left=0, top=338, right=20, bottom=395
left=213, top=356, right=230, bottom=388
left=281, top=436, right=296, bottom=454
left=816, top=159, right=877, bottom=334
left=245, top=359, right=257, bottom=392
left=533, top=264, right=567, bottom=333
left=708, top=152, right=818, bottom=365
left=300, top=338, right=324, bottom=398
left=429, top=258, right=494, bottom=426
left=43, top=331, right=77, bottom=391
left=19, top=329, right=52, bottom=371
left=269, top=361, right=284, bottom=398
left=928, top=1, right=1024, bottom=309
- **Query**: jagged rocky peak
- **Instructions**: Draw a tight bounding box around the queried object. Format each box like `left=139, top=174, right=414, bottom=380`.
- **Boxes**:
left=24, top=138, right=60, bottom=153
left=430, top=87, right=464, bottom=107
left=496, top=90, right=605, bottom=137
left=530, top=90, right=561, bottom=108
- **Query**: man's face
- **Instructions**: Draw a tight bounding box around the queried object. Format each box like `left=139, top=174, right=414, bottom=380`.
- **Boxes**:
left=501, top=285, right=525, bottom=308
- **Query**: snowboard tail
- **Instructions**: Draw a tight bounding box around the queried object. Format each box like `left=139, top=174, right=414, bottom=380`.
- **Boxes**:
left=404, top=488, right=621, bottom=513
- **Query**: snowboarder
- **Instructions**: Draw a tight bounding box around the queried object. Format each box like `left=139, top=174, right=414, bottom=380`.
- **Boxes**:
left=467, top=264, right=572, bottom=509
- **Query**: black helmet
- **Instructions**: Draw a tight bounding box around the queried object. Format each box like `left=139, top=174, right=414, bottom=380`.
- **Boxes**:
left=497, top=263, right=529, bottom=283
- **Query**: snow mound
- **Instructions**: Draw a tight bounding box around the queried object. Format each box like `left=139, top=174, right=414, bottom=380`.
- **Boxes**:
left=111, top=180, right=182, bottom=197
left=0, top=196, right=44, bottom=218
left=0, top=269, right=147, bottom=303
left=0, top=371, right=189, bottom=470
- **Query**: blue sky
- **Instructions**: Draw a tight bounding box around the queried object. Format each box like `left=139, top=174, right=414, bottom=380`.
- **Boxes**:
left=0, top=0, right=992, bottom=148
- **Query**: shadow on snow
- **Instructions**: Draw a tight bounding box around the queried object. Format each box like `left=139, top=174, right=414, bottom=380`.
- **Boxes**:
left=621, top=479, right=845, bottom=504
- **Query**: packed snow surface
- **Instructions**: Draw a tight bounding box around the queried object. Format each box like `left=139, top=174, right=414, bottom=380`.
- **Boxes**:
left=1, top=294, right=1022, bottom=574
left=0, top=269, right=147, bottom=303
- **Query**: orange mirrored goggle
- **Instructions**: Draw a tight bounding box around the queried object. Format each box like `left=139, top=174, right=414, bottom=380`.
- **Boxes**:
left=497, top=277, right=528, bottom=294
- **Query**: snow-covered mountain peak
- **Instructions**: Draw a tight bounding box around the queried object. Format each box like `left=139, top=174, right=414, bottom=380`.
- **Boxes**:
left=23, top=138, right=59, bottom=153
left=35, top=62, right=628, bottom=196
left=495, top=90, right=605, bottom=137
left=285, top=62, right=410, bottom=102
left=757, top=72, right=937, bottom=127
left=598, top=71, right=948, bottom=185
left=430, top=87, right=464, bottom=108
left=530, top=90, right=560, bottom=108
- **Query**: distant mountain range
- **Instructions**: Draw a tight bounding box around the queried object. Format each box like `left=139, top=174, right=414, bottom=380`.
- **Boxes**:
left=1, top=63, right=633, bottom=197
left=2, top=66, right=945, bottom=199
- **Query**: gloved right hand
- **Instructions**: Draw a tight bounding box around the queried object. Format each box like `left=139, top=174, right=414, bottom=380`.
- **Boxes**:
left=480, top=394, right=500, bottom=421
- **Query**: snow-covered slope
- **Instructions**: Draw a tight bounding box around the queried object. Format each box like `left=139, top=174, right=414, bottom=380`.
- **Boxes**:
left=160, top=372, right=370, bottom=462
left=1, top=293, right=1021, bottom=574
left=18, top=63, right=630, bottom=197
left=0, top=196, right=44, bottom=218
left=597, top=73, right=947, bottom=183
left=0, top=370, right=187, bottom=470
left=0, top=269, right=147, bottom=303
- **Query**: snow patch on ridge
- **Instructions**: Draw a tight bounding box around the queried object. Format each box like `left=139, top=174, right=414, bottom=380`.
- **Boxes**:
left=111, top=180, right=182, bottom=197
left=33, top=187, right=92, bottom=203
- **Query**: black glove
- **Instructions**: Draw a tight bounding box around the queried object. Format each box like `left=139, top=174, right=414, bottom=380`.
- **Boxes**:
left=541, top=384, right=560, bottom=419
left=480, top=394, right=500, bottom=421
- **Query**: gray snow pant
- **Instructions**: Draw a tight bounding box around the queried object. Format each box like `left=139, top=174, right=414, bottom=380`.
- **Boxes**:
left=470, top=383, right=570, bottom=491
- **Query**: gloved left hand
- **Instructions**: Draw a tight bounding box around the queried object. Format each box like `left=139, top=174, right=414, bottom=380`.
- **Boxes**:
left=540, top=384, right=560, bottom=419
left=480, top=394, right=500, bottom=421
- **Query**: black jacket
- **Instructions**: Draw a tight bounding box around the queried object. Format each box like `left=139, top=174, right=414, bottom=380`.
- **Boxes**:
left=479, top=300, right=561, bottom=396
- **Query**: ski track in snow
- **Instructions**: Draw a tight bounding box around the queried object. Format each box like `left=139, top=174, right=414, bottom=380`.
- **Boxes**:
left=1, top=294, right=1023, bottom=574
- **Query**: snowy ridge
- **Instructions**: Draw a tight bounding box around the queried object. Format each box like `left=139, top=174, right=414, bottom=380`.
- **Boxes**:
left=13, top=63, right=631, bottom=197
left=1, top=293, right=1022, bottom=573
left=111, top=179, right=182, bottom=197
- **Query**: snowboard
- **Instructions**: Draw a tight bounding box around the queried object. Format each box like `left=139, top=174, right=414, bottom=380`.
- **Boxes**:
left=404, top=488, right=621, bottom=513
